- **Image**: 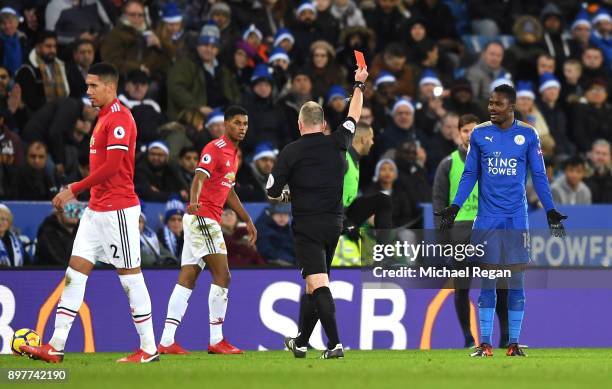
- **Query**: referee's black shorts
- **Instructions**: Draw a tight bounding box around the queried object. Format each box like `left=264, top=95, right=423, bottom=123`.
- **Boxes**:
left=292, top=215, right=342, bottom=279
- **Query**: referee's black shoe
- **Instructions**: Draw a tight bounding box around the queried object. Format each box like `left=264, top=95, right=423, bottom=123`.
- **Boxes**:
left=284, top=337, right=306, bottom=358
left=320, top=344, right=344, bottom=359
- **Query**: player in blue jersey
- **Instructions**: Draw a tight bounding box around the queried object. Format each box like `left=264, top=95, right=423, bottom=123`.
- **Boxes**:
left=435, top=84, right=567, bottom=357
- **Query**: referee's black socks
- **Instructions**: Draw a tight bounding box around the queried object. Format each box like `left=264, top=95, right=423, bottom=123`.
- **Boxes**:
left=312, top=286, right=340, bottom=349
left=296, top=293, right=318, bottom=348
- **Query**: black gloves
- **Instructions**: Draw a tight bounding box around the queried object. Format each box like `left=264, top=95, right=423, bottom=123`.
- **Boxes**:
left=341, top=217, right=361, bottom=243
left=434, top=204, right=460, bottom=232
left=547, top=209, right=568, bottom=238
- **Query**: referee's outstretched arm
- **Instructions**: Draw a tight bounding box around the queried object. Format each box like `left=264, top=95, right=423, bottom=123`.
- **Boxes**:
left=266, top=67, right=368, bottom=202
left=330, top=67, right=369, bottom=151
left=347, top=67, right=368, bottom=123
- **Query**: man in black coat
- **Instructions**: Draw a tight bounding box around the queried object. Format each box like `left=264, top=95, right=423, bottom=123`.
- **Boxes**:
left=585, top=139, right=612, bottom=204
left=236, top=142, right=277, bottom=202
left=35, top=206, right=81, bottom=266
left=570, top=78, right=612, bottom=153
left=66, top=39, right=95, bottom=99
left=21, top=97, right=95, bottom=183
left=118, top=69, right=165, bottom=148
left=363, top=0, right=410, bottom=53
left=134, top=141, right=187, bottom=202
left=239, top=64, right=289, bottom=155
left=10, top=141, right=58, bottom=200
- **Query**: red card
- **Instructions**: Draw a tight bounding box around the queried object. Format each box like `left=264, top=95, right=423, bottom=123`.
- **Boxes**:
left=354, top=50, right=367, bottom=69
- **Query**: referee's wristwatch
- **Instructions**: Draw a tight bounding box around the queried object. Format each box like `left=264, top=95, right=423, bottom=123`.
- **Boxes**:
left=353, top=81, right=366, bottom=93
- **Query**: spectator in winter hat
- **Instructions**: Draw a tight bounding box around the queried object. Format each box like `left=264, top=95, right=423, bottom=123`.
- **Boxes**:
left=537, top=72, right=575, bottom=157
left=273, top=28, right=295, bottom=53
left=324, top=85, right=347, bottom=130
left=254, top=202, right=295, bottom=266
left=157, top=198, right=185, bottom=259
left=240, top=64, right=289, bottom=154
left=166, top=25, right=240, bottom=119
left=269, top=47, right=291, bottom=95
left=155, top=2, right=192, bottom=64
left=569, top=7, right=591, bottom=58
left=134, top=141, right=187, bottom=202
left=292, top=0, right=338, bottom=66
left=208, top=2, right=240, bottom=62
left=236, top=142, right=278, bottom=202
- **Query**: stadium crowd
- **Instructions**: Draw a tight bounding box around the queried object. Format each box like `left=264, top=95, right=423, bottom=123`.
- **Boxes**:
left=0, top=0, right=610, bottom=268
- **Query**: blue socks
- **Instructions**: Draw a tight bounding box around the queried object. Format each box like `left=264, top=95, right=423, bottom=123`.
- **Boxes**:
left=478, top=287, right=496, bottom=345
left=508, top=272, right=526, bottom=344
left=478, top=271, right=526, bottom=346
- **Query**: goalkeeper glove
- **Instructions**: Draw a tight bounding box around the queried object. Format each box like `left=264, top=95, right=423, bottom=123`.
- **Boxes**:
left=434, top=204, right=460, bottom=232
left=546, top=209, right=568, bottom=238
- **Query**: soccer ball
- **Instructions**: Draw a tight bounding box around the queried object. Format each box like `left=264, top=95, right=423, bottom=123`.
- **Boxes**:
left=11, top=328, right=41, bottom=356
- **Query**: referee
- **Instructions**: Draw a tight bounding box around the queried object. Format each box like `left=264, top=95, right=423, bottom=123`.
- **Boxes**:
left=267, top=65, right=368, bottom=359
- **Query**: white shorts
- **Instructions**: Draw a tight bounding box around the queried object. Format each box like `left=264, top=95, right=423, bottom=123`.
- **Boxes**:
left=72, top=205, right=141, bottom=269
left=181, top=214, right=227, bottom=268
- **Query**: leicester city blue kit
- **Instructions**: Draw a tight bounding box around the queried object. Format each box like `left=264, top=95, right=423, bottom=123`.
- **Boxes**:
left=452, top=120, right=555, bottom=264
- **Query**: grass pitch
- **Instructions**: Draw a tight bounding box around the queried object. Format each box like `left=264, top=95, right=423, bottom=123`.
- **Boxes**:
left=2, top=349, right=612, bottom=389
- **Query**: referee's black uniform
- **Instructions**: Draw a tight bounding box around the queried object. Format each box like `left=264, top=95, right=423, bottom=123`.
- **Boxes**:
left=266, top=117, right=357, bottom=278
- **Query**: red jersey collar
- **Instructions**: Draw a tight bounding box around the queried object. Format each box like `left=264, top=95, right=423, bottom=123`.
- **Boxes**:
left=221, top=135, right=237, bottom=151
left=98, top=98, right=120, bottom=116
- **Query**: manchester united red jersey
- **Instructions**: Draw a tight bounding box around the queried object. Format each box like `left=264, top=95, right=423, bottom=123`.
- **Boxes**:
left=195, top=135, right=239, bottom=222
left=87, top=99, right=139, bottom=211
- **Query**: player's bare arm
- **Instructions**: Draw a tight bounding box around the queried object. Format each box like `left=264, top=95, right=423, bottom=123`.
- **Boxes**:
left=226, top=189, right=257, bottom=245
left=187, top=170, right=209, bottom=214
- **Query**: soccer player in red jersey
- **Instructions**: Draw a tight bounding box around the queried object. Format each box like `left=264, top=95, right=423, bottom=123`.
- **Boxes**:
left=20, top=63, right=159, bottom=364
left=158, top=106, right=257, bottom=355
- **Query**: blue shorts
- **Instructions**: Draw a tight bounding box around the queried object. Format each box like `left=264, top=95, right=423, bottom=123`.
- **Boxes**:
left=470, top=215, right=530, bottom=265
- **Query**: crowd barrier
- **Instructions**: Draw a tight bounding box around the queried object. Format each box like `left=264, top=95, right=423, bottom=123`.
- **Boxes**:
left=4, top=201, right=269, bottom=241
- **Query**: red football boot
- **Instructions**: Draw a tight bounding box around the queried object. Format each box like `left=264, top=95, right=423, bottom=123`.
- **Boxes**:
left=470, top=343, right=493, bottom=357
left=19, top=344, right=64, bottom=363
left=158, top=342, right=190, bottom=355
left=116, top=349, right=160, bottom=363
left=207, top=339, right=244, bottom=354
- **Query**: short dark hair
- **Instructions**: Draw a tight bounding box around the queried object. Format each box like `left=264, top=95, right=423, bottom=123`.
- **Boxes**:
left=413, top=39, right=436, bottom=63
left=384, top=43, right=406, bottom=58
left=179, top=146, right=199, bottom=159
left=73, top=39, right=94, bottom=53
left=224, top=105, right=248, bottom=121
left=493, top=84, right=516, bottom=104
left=563, top=155, right=585, bottom=170
left=28, top=141, right=48, bottom=153
left=35, top=31, right=57, bottom=45
left=88, top=62, right=119, bottom=83
left=483, top=41, right=503, bottom=52
left=459, top=114, right=480, bottom=128
left=585, top=45, right=603, bottom=54
left=538, top=53, right=554, bottom=61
